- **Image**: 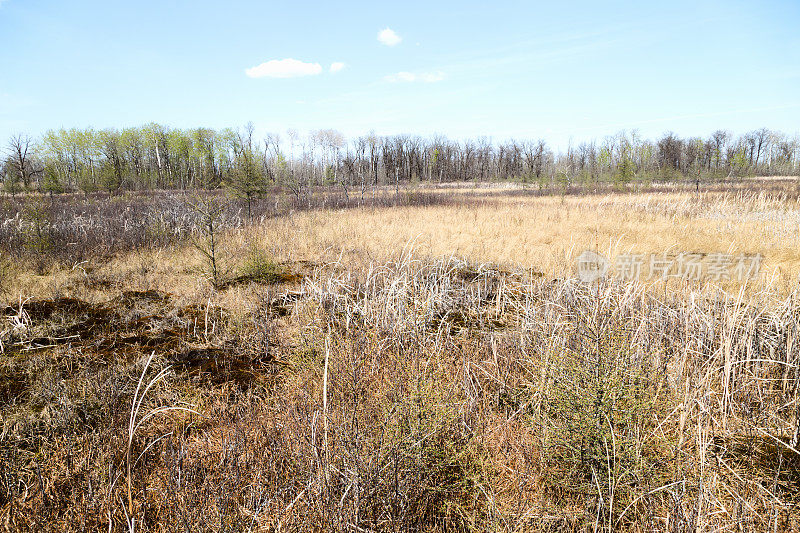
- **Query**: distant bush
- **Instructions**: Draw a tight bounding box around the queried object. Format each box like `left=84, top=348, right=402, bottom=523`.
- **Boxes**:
left=238, top=249, right=285, bottom=284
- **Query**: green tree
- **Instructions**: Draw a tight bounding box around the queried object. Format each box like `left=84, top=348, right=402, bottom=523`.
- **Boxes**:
left=2, top=157, right=22, bottom=196
left=41, top=164, right=65, bottom=195
left=39, top=129, right=71, bottom=191
left=227, top=123, right=268, bottom=218
left=730, top=148, right=749, bottom=177
left=191, top=128, right=220, bottom=188
left=99, top=129, right=125, bottom=193
left=616, top=157, right=635, bottom=184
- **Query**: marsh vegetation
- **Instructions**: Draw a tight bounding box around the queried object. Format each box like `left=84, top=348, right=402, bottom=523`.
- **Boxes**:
left=1, top=180, right=800, bottom=531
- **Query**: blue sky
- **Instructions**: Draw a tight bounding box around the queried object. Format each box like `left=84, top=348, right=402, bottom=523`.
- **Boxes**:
left=1, top=0, right=798, bottom=149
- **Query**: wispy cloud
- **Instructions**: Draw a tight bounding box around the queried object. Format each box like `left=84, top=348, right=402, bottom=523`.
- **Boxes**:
left=384, top=71, right=445, bottom=83
left=245, top=58, right=322, bottom=79
left=570, top=103, right=800, bottom=134
left=330, top=62, right=346, bottom=73
left=377, top=28, right=402, bottom=47
left=424, top=24, right=661, bottom=81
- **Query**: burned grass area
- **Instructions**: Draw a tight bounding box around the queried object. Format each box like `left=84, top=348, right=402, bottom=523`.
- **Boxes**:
left=0, top=289, right=285, bottom=393
left=0, top=281, right=301, bottom=530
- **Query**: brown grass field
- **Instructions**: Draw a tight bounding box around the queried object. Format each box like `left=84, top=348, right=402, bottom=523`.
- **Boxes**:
left=2, top=180, right=800, bottom=531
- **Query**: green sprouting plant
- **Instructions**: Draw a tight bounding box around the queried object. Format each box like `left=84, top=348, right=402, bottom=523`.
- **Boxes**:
left=377, top=367, right=489, bottom=528
left=532, top=322, right=675, bottom=525
left=239, top=248, right=286, bottom=283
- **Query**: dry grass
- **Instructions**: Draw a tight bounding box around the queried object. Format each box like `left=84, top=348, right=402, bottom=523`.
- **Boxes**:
left=2, top=181, right=800, bottom=531
left=25, top=187, right=797, bottom=299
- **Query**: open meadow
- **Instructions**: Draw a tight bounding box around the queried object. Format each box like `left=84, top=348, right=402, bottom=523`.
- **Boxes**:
left=1, top=180, right=800, bottom=531
left=2, top=0, right=799, bottom=529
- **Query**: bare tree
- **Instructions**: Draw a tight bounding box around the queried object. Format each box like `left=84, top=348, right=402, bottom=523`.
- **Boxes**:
left=7, top=134, right=36, bottom=190
left=709, top=130, right=730, bottom=172
left=752, top=128, right=771, bottom=170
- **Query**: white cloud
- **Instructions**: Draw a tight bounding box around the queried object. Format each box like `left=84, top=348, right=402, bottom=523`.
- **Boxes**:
left=384, top=71, right=445, bottom=83
left=245, top=58, right=322, bottom=79
left=330, top=62, right=345, bottom=73
left=377, top=28, right=402, bottom=46
left=384, top=72, right=416, bottom=83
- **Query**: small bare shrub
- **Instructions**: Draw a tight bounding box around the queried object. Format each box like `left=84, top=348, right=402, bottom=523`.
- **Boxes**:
left=189, top=196, right=230, bottom=288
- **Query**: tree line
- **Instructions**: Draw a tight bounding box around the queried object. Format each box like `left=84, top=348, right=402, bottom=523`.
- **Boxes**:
left=3, top=123, right=799, bottom=199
